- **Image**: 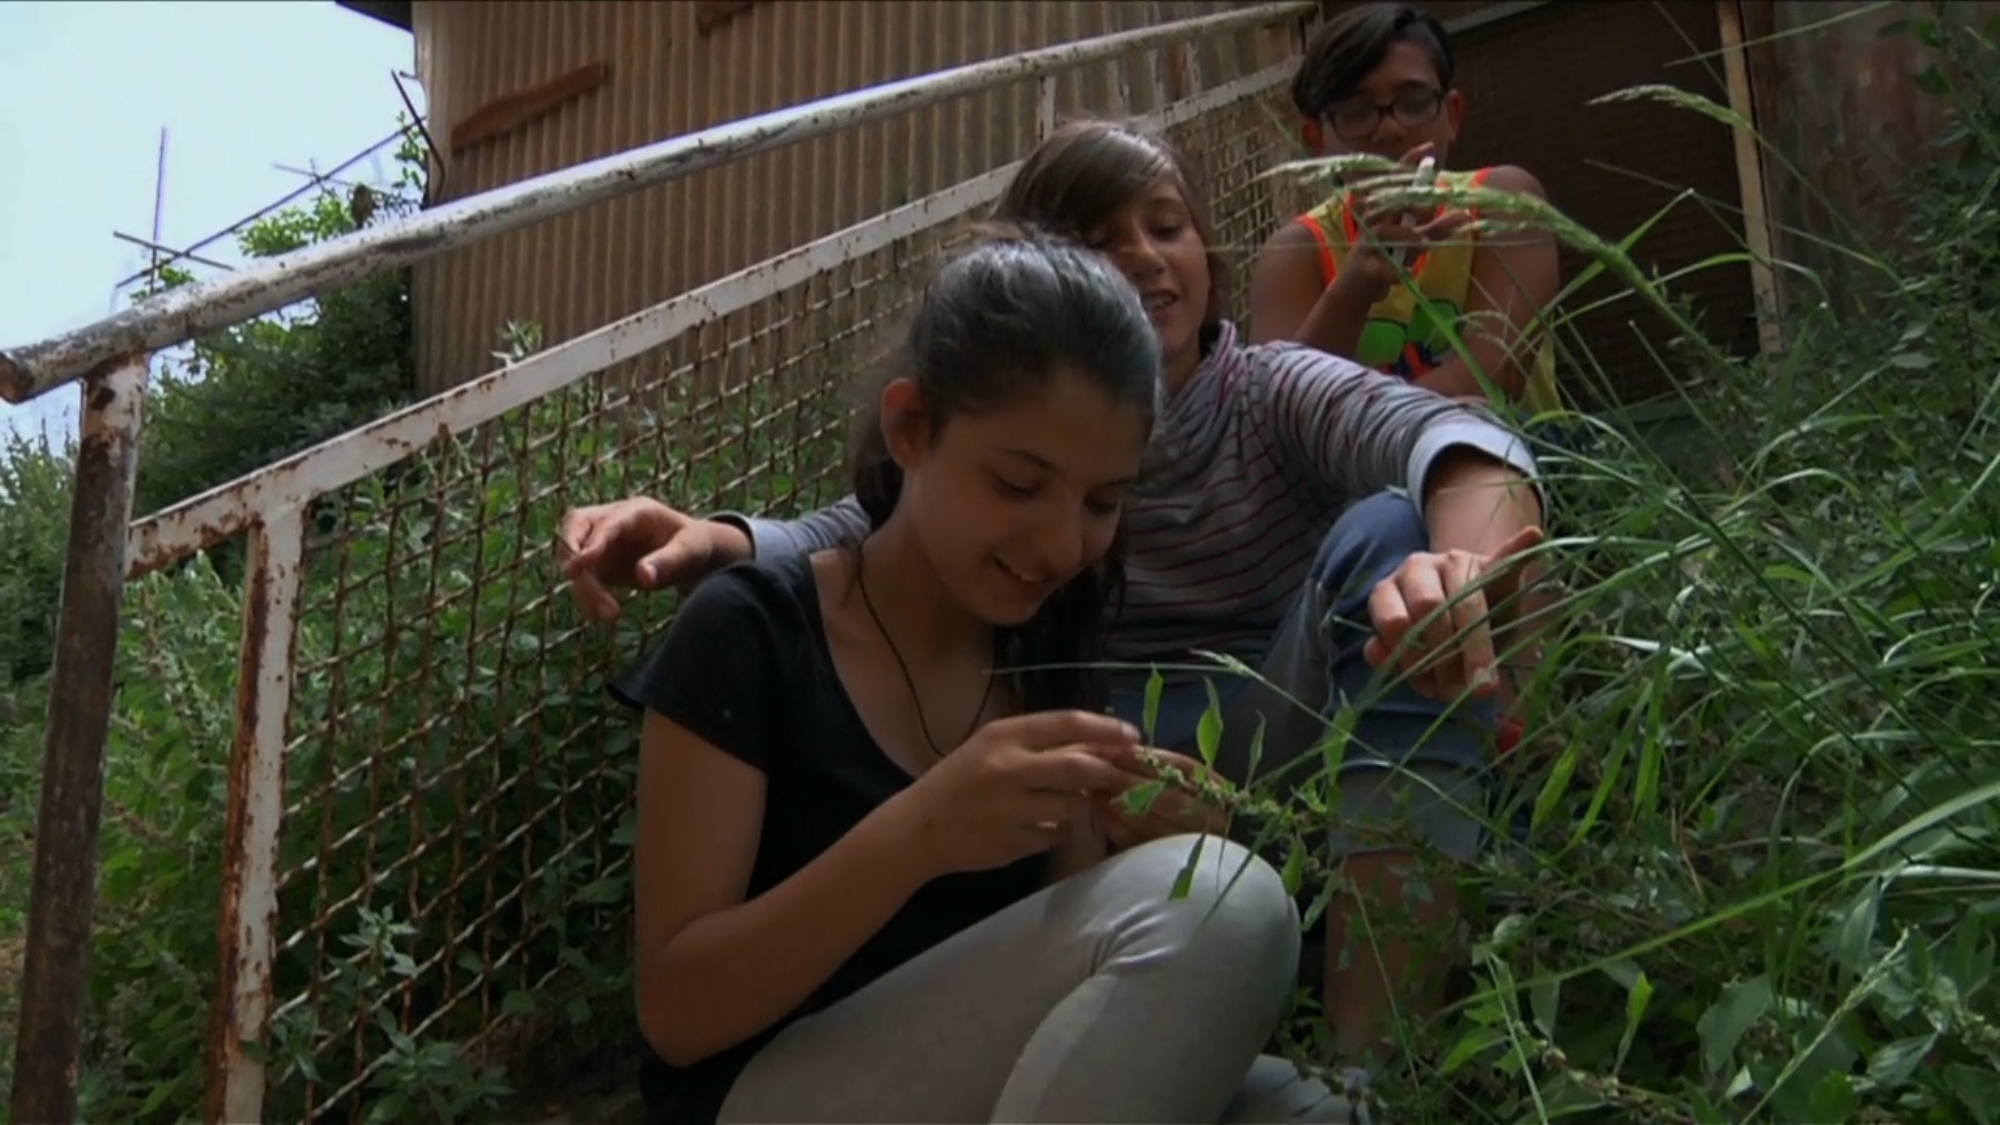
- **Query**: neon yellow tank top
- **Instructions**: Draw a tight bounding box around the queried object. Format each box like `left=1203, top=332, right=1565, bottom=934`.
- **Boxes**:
left=1294, top=166, right=1559, bottom=417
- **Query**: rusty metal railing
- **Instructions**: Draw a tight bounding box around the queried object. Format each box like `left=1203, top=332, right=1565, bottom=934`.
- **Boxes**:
left=3, top=4, right=1318, bottom=1121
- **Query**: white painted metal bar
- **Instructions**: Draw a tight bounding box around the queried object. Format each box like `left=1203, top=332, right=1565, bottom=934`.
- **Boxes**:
left=0, top=1, right=1315, bottom=407
left=124, top=60, right=1296, bottom=575
left=204, top=508, right=305, bottom=1125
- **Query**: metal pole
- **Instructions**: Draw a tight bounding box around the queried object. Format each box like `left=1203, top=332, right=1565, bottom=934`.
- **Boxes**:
left=202, top=509, right=305, bottom=1125
left=9, top=355, right=149, bottom=1125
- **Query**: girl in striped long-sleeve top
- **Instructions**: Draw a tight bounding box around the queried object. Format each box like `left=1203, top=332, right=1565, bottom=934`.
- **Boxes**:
left=563, top=119, right=1553, bottom=1080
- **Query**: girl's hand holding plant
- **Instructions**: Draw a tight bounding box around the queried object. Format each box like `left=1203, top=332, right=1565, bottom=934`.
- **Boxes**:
left=883, top=710, right=1139, bottom=877
left=1093, top=746, right=1233, bottom=851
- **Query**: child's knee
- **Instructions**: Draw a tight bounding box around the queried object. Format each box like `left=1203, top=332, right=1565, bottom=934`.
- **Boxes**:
left=1309, top=491, right=1430, bottom=600
left=1108, top=834, right=1302, bottom=962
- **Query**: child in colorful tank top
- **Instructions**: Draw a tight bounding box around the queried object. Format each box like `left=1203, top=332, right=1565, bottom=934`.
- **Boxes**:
left=1249, top=3, right=1562, bottom=419
left=1252, top=3, right=1559, bottom=760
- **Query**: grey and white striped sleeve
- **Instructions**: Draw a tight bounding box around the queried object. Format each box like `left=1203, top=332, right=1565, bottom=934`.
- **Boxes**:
left=1253, top=344, right=1543, bottom=517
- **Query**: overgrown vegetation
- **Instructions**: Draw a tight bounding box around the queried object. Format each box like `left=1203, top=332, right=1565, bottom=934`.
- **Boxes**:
left=1188, top=9, right=2000, bottom=1122
left=6, top=5, right=1999, bottom=1122
left=0, top=130, right=433, bottom=1118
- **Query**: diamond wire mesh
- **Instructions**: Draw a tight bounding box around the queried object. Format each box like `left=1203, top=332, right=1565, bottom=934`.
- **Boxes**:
left=207, top=77, right=1309, bottom=1123
left=1165, top=84, right=1321, bottom=300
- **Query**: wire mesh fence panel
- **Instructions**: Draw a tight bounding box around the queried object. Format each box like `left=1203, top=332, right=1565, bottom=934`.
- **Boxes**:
left=254, top=216, right=975, bottom=1120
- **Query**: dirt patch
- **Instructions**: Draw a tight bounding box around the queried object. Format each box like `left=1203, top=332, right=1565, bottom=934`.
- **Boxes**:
left=513, top=1047, right=646, bottom=1124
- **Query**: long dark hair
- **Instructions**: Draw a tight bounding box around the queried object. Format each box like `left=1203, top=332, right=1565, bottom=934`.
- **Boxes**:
left=850, top=225, right=1160, bottom=712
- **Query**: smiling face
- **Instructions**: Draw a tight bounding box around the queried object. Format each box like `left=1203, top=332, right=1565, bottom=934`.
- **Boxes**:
left=884, top=369, right=1150, bottom=626
left=1083, top=178, right=1215, bottom=392
left=993, top=122, right=1230, bottom=394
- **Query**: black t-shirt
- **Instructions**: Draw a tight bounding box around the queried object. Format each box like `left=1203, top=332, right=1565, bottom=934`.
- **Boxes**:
left=609, top=552, right=1052, bottom=1125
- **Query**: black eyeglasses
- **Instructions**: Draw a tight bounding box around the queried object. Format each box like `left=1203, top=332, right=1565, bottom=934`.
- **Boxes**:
left=1324, top=86, right=1445, bottom=143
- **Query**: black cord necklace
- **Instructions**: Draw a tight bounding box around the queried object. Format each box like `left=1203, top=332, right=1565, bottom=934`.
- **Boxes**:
left=855, top=547, right=996, bottom=759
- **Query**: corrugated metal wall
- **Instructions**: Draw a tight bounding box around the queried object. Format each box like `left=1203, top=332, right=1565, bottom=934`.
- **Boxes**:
left=408, top=0, right=1298, bottom=394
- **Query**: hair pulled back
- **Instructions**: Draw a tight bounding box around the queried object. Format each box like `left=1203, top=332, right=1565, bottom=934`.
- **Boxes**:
left=849, top=225, right=1160, bottom=711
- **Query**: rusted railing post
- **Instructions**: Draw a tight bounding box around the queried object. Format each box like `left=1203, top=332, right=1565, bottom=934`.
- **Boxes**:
left=204, top=508, right=306, bottom=1125
left=1147, top=2, right=1173, bottom=110
left=1178, top=40, right=1206, bottom=105
left=9, top=355, right=149, bottom=1125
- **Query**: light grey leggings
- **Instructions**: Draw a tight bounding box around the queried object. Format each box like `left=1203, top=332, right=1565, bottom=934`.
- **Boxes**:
left=716, top=834, right=1369, bottom=1124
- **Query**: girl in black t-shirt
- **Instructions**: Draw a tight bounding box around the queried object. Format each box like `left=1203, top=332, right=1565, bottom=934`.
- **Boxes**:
left=613, top=230, right=1353, bottom=1123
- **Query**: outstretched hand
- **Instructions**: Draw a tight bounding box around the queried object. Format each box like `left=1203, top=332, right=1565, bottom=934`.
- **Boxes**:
left=1362, top=524, right=1547, bottom=702
left=555, top=498, right=750, bottom=621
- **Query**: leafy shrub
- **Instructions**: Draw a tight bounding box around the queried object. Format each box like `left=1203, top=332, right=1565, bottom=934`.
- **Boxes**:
left=0, top=430, right=73, bottom=692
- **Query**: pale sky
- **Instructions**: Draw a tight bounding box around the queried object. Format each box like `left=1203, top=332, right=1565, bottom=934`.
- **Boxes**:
left=0, top=0, right=414, bottom=450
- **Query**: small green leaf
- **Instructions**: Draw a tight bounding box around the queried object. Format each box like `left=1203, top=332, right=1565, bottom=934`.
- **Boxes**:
left=1302, top=877, right=1340, bottom=930
left=1117, top=779, right=1168, bottom=816
left=611, top=808, right=639, bottom=848
left=1684, top=1085, right=1729, bottom=1125
left=1142, top=667, right=1164, bottom=743
left=1615, top=971, right=1653, bottom=1076
left=1598, top=957, right=1643, bottom=990
left=1320, top=706, right=1357, bottom=772
left=502, top=991, right=538, bottom=1016
left=1439, top=1025, right=1508, bottom=1075
left=1832, top=882, right=1881, bottom=975
left=140, top=1077, right=182, bottom=1116
left=1802, top=1069, right=1858, bottom=1125
left=1696, top=975, right=1772, bottom=1079
left=1530, top=972, right=1560, bottom=1037
left=1195, top=679, right=1223, bottom=767
left=1281, top=840, right=1305, bottom=895
left=1867, top=1034, right=1936, bottom=1087
left=1169, top=834, right=1206, bottom=900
